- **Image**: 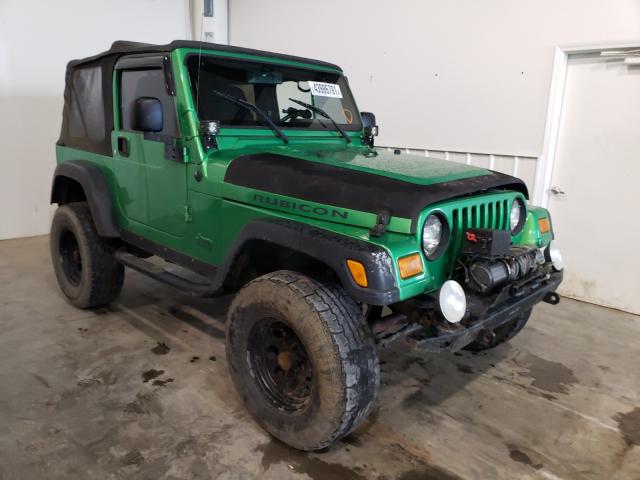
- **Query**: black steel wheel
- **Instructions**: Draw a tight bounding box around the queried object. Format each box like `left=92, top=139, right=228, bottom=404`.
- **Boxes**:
left=248, top=318, right=314, bottom=413
left=58, top=228, right=83, bottom=286
left=50, top=202, right=124, bottom=309
left=226, top=270, right=379, bottom=451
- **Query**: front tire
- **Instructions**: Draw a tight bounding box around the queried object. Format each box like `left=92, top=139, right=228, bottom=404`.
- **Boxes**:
left=50, top=202, right=124, bottom=309
left=226, top=271, right=379, bottom=451
left=464, top=308, right=532, bottom=352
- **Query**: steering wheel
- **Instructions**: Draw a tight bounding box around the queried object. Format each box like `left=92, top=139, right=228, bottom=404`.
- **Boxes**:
left=281, top=106, right=312, bottom=123
left=297, top=81, right=311, bottom=93
left=342, top=108, right=354, bottom=125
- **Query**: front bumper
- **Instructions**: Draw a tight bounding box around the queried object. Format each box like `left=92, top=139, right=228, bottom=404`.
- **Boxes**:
left=403, top=268, right=563, bottom=352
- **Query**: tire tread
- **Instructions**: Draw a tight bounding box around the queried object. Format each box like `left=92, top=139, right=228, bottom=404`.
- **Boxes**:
left=232, top=270, right=379, bottom=449
left=51, top=203, right=123, bottom=308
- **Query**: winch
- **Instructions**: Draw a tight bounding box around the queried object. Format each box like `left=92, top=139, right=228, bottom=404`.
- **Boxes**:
left=462, top=246, right=545, bottom=294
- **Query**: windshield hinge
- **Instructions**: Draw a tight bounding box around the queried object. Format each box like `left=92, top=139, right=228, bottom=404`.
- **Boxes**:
left=184, top=205, right=193, bottom=223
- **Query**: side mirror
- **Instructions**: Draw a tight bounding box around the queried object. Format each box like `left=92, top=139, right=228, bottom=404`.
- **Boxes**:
left=132, top=97, right=163, bottom=132
left=361, top=111, right=378, bottom=147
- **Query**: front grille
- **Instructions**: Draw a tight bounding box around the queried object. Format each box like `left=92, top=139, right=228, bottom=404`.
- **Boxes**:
left=451, top=198, right=510, bottom=235
left=447, top=198, right=511, bottom=270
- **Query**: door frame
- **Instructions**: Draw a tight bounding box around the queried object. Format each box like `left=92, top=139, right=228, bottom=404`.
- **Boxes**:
left=533, top=41, right=640, bottom=208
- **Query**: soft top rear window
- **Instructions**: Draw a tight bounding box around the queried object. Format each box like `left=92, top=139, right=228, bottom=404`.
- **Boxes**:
left=59, top=62, right=111, bottom=155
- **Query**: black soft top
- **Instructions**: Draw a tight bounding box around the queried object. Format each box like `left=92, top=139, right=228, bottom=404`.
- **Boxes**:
left=69, top=40, right=342, bottom=71
left=58, top=40, right=342, bottom=156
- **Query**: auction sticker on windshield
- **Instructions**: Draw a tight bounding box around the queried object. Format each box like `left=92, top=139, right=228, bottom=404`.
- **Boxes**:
left=308, top=81, right=343, bottom=98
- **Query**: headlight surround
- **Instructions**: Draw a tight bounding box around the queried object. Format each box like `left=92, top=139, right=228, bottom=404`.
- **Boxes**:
left=509, top=198, right=526, bottom=235
left=422, top=213, right=449, bottom=260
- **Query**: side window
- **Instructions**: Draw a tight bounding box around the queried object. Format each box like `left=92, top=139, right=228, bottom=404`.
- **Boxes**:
left=120, top=69, right=178, bottom=136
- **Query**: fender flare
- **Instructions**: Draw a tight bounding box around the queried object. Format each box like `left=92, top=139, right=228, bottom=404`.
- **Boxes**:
left=51, top=160, right=120, bottom=238
left=218, top=218, right=400, bottom=305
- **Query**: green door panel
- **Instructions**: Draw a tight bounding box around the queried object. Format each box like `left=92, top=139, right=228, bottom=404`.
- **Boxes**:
left=112, top=131, right=147, bottom=223
left=112, top=131, right=187, bottom=237
left=143, top=138, right=187, bottom=237
left=188, top=190, right=223, bottom=264
left=114, top=65, right=188, bottom=239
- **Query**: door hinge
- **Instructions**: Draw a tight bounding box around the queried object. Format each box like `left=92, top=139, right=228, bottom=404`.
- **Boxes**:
left=184, top=205, right=193, bottom=223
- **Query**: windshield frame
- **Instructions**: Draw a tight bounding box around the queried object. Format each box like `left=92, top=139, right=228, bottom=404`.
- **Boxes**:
left=183, top=52, right=363, bottom=133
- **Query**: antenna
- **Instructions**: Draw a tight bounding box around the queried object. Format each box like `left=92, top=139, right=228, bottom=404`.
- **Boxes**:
left=195, top=2, right=206, bottom=115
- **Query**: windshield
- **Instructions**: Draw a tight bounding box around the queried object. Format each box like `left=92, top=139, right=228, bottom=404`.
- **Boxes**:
left=186, top=55, right=362, bottom=131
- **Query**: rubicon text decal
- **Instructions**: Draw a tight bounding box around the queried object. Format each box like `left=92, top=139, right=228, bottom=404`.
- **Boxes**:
left=253, top=194, right=348, bottom=219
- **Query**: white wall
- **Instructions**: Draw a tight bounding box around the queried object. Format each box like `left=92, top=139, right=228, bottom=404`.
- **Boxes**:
left=190, top=0, right=228, bottom=44
left=228, top=0, right=640, bottom=158
left=0, top=0, right=189, bottom=240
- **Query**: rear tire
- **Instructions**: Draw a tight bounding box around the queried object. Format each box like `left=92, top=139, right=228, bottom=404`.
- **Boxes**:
left=50, top=202, right=124, bottom=309
left=226, top=270, right=379, bottom=451
left=464, top=308, right=532, bottom=352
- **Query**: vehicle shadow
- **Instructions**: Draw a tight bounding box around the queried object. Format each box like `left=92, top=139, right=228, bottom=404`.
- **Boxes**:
left=166, top=295, right=233, bottom=340
left=116, top=273, right=510, bottom=414
left=378, top=338, right=511, bottom=400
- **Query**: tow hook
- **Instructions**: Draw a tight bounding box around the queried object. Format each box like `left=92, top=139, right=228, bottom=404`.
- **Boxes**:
left=543, top=292, right=560, bottom=305
left=476, top=328, right=496, bottom=348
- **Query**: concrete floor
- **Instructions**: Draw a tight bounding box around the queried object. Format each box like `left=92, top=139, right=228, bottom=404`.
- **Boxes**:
left=0, top=235, right=639, bottom=480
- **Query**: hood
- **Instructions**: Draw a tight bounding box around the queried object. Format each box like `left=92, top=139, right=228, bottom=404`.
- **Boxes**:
left=244, top=146, right=491, bottom=185
left=223, top=146, right=528, bottom=231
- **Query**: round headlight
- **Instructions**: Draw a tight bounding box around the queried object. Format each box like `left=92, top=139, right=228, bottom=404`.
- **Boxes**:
left=422, top=213, right=448, bottom=259
left=509, top=199, right=526, bottom=235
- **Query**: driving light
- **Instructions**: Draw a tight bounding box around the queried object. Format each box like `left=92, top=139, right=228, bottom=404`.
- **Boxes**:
left=545, top=242, right=563, bottom=271
left=422, top=214, right=445, bottom=259
left=200, top=120, right=220, bottom=135
left=510, top=199, right=526, bottom=234
left=439, top=280, right=466, bottom=323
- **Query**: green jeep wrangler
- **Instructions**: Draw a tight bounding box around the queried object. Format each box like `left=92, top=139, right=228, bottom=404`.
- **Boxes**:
left=51, top=40, right=563, bottom=450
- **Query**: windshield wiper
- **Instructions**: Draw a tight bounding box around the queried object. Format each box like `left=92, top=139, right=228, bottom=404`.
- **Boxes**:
left=288, top=98, right=351, bottom=144
left=211, top=90, right=289, bottom=144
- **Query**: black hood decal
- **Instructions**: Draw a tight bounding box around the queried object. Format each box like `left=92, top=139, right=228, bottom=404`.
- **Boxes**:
left=224, top=153, right=528, bottom=232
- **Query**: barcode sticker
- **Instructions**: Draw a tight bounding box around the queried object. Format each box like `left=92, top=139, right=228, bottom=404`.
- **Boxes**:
left=308, top=81, right=343, bottom=98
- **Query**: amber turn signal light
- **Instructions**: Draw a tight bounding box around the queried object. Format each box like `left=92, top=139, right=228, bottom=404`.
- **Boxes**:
left=538, top=217, right=550, bottom=234
left=346, top=260, right=368, bottom=288
left=398, top=253, right=424, bottom=279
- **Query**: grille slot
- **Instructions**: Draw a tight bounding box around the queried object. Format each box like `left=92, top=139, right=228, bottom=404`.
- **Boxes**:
left=451, top=198, right=510, bottom=239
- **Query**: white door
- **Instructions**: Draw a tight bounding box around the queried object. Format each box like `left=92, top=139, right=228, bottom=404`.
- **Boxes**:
left=548, top=52, right=640, bottom=315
